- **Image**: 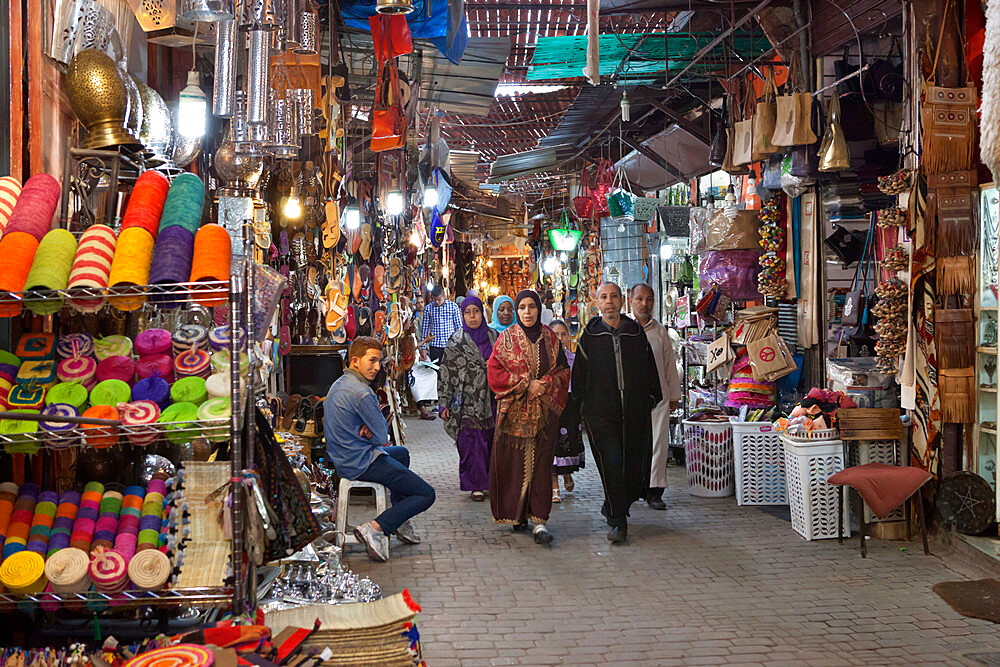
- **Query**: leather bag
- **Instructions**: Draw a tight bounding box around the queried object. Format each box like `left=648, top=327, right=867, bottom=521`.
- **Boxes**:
left=772, top=59, right=818, bottom=147
left=753, top=67, right=780, bottom=159
left=370, top=60, right=405, bottom=152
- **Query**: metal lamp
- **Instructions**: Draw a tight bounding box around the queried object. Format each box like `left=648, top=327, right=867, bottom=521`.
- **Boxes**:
left=178, top=0, right=234, bottom=22
left=64, top=49, right=140, bottom=149
left=376, top=0, right=413, bottom=14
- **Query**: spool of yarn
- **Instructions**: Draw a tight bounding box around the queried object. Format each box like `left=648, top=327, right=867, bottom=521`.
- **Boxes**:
left=9, top=333, right=43, bottom=360
left=0, top=363, right=18, bottom=383
left=174, top=348, right=210, bottom=379
left=135, top=329, right=172, bottom=356
left=0, top=550, right=47, bottom=594
left=120, top=401, right=161, bottom=447
left=24, top=229, right=78, bottom=315
left=198, top=398, right=231, bottom=443
left=108, top=227, right=156, bottom=311
left=171, top=376, right=207, bottom=405
left=205, top=373, right=230, bottom=399
left=4, top=174, right=59, bottom=240
left=157, top=402, right=199, bottom=446
left=57, top=333, right=95, bottom=360
left=89, top=547, right=129, bottom=594
left=0, top=482, right=18, bottom=554
left=0, top=350, right=22, bottom=368
left=81, top=405, right=120, bottom=449
left=114, top=486, right=144, bottom=560
left=210, top=350, right=249, bottom=377
left=47, top=489, right=80, bottom=556
left=96, top=355, right=135, bottom=386
left=136, top=354, right=173, bottom=383
left=40, top=403, right=81, bottom=450
left=70, top=482, right=103, bottom=553
left=158, top=173, right=205, bottom=235
left=45, top=547, right=91, bottom=593
left=17, top=360, right=58, bottom=387
left=94, top=335, right=133, bottom=361
left=57, top=356, right=97, bottom=389
left=47, top=381, right=88, bottom=409
left=1, top=409, right=40, bottom=456
left=127, top=549, right=170, bottom=591
left=7, top=389, right=45, bottom=413
left=124, top=645, right=215, bottom=667
left=121, top=170, right=169, bottom=239
left=68, top=224, right=116, bottom=313
left=3, top=483, right=38, bottom=558
left=91, top=490, right=122, bottom=551
left=148, top=225, right=195, bottom=308
left=209, top=325, right=246, bottom=351
left=90, top=379, right=131, bottom=407
left=0, top=232, right=40, bottom=317
left=172, top=324, right=208, bottom=355
left=131, top=376, right=171, bottom=410
left=190, top=224, right=231, bottom=307
left=0, top=177, right=22, bottom=233
left=26, top=491, right=57, bottom=555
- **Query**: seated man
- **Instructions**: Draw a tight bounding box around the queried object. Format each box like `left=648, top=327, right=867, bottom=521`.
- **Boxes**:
left=324, top=336, right=436, bottom=562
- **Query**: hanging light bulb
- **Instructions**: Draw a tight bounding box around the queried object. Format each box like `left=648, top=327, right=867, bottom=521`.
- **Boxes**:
left=343, top=206, right=361, bottom=230
left=723, top=188, right=739, bottom=220
left=177, top=71, right=208, bottom=139
left=542, top=256, right=559, bottom=275
left=283, top=187, right=302, bottom=219
left=617, top=220, right=626, bottom=233
left=426, top=280, right=434, bottom=291
left=489, top=285, right=499, bottom=296
left=620, top=90, right=630, bottom=122
left=409, top=229, right=421, bottom=246
left=486, top=259, right=494, bottom=268
left=659, top=242, right=673, bottom=260
left=386, top=191, right=405, bottom=216
left=746, top=176, right=757, bottom=198
left=442, top=263, right=449, bottom=277
left=423, top=187, right=438, bottom=208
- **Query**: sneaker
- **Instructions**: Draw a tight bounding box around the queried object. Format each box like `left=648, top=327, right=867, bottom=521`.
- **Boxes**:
left=533, top=524, right=553, bottom=545
left=353, top=521, right=388, bottom=562
left=394, top=520, right=420, bottom=545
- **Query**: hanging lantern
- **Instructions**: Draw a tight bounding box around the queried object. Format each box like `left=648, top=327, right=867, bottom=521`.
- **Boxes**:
left=64, top=49, right=140, bottom=149
left=213, top=18, right=237, bottom=118
left=135, top=76, right=175, bottom=165
left=120, top=63, right=143, bottom=140
left=242, top=0, right=276, bottom=27
left=293, top=6, right=318, bottom=55
left=246, top=28, right=270, bottom=125
left=231, top=91, right=261, bottom=154
left=376, top=0, right=414, bottom=14
left=285, top=0, right=301, bottom=48
left=264, top=93, right=299, bottom=158
left=289, top=88, right=315, bottom=135
left=178, top=0, right=233, bottom=22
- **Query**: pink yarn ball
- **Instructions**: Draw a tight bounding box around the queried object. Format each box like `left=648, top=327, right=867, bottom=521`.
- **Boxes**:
left=96, top=355, right=135, bottom=386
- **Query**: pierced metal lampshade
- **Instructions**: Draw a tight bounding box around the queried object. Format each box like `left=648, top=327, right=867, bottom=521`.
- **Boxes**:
left=376, top=0, right=413, bottom=14
left=293, top=7, right=317, bottom=55
left=241, top=0, right=276, bottom=25
left=289, top=88, right=315, bottom=135
left=269, top=22, right=289, bottom=54
left=246, top=28, right=270, bottom=125
left=64, top=49, right=141, bottom=149
left=120, top=63, right=144, bottom=139
left=178, top=0, right=233, bottom=22
left=213, top=18, right=237, bottom=117
left=49, top=0, right=119, bottom=66
left=231, top=91, right=262, bottom=154
left=285, top=0, right=300, bottom=48
left=215, top=136, right=264, bottom=196
left=135, top=76, right=175, bottom=164
left=264, top=93, right=299, bottom=158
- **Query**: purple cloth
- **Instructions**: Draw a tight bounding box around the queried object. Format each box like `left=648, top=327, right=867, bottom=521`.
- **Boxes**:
left=460, top=295, right=493, bottom=360
left=456, top=425, right=492, bottom=492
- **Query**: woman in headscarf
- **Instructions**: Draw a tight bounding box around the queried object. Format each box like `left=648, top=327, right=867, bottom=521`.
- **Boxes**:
left=489, top=295, right=515, bottom=333
left=547, top=319, right=584, bottom=503
left=438, top=295, right=498, bottom=501
left=487, top=290, right=570, bottom=545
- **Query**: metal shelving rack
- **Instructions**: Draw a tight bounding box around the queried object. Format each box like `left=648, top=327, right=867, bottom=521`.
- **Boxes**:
left=0, top=235, right=256, bottom=614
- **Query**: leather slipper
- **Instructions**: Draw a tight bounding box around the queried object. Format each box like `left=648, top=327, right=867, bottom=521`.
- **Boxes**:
left=345, top=305, right=358, bottom=340
left=359, top=264, right=371, bottom=300
left=374, top=308, right=387, bottom=341
left=357, top=306, right=372, bottom=337
left=360, top=223, right=372, bottom=260
left=387, top=302, right=402, bottom=338
left=323, top=200, right=341, bottom=249
left=373, top=264, right=386, bottom=301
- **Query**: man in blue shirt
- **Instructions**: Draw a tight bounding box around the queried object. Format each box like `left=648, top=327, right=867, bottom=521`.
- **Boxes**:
left=418, top=285, right=462, bottom=363
left=324, top=336, right=436, bottom=562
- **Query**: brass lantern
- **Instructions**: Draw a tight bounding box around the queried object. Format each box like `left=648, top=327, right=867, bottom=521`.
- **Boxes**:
left=376, top=0, right=413, bottom=14
left=64, top=49, right=140, bottom=149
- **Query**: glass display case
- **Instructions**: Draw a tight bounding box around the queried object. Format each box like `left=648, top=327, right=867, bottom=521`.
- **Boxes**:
left=976, top=184, right=999, bottom=515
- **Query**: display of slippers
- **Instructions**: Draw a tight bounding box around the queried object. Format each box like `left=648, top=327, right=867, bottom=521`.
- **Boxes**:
left=359, top=265, right=371, bottom=300
left=360, top=223, right=373, bottom=261
left=282, top=394, right=303, bottom=431
left=357, top=306, right=372, bottom=337
left=373, top=264, right=386, bottom=301
left=351, top=266, right=362, bottom=301
left=332, top=325, right=347, bottom=344
left=374, top=309, right=387, bottom=342
left=345, top=305, right=358, bottom=339
left=325, top=286, right=348, bottom=331
left=387, top=302, right=402, bottom=338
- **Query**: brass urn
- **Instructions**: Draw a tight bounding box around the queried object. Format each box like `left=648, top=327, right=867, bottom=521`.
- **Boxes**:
left=64, top=49, right=140, bottom=149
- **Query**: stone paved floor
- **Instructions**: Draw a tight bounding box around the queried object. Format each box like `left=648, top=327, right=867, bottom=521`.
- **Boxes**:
left=347, top=417, right=1000, bottom=666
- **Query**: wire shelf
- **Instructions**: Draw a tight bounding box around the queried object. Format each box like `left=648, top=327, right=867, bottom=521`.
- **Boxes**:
left=0, top=586, right=232, bottom=610
left=0, top=418, right=230, bottom=451
left=0, top=281, right=229, bottom=307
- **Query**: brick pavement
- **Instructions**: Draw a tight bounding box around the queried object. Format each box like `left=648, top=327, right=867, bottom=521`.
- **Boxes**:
left=346, top=417, right=1000, bottom=666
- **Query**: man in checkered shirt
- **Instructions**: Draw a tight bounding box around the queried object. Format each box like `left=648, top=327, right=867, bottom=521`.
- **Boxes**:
left=419, top=285, right=462, bottom=363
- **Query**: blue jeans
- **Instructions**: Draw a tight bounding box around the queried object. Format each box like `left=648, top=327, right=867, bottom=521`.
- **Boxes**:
left=356, top=446, right=436, bottom=535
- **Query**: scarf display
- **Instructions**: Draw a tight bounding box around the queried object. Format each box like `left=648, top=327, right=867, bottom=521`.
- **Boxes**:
left=489, top=295, right=514, bottom=332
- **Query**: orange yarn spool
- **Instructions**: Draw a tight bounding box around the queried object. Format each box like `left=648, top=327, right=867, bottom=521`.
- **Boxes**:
left=121, top=171, right=169, bottom=240
left=81, top=405, right=119, bottom=449
left=189, top=224, right=231, bottom=307
left=0, top=232, right=40, bottom=317
left=108, top=227, right=155, bottom=311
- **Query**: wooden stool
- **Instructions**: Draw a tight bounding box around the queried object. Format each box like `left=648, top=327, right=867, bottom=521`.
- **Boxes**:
left=335, top=478, right=390, bottom=557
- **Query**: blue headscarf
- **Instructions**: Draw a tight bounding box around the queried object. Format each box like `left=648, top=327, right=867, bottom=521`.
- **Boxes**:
left=489, top=295, right=515, bottom=333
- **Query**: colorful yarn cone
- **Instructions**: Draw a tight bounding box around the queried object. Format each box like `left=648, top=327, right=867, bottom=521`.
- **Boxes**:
left=121, top=170, right=169, bottom=239
left=3, top=483, right=38, bottom=559
left=0, top=232, right=40, bottom=317
left=24, top=229, right=78, bottom=315
left=16, top=333, right=55, bottom=360
left=198, top=398, right=231, bottom=443
left=45, top=547, right=91, bottom=593
left=96, top=355, right=135, bottom=386
left=70, top=482, right=103, bottom=553
left=46, top=490, right=81, bottom=557
left=190, top=224, right=231, bottom=306
left=68, top=225, right=116, bottom=313
left=148, top=225, right=195, bottom=308
left=40, top=403, right=81, bottom=450
left=209, top=325, right=246, bottom=351
left=127, top=549, right=170, bottom=591
left=157, top=402, right=199, bottom=446
left=135, top=329, right=171, bottom=356
left=0, top=177, right=21, bottom=234
left=46, top=381, right=88, bottom=409
left=108, top=227, right=155, bottom=311
left=132, top=375, right=171, bottom=410
left=17, top=360, right=58, bottom=386
left=136, top=354, right=173, bottom=383
left=91, top=491, right=122, bottom=552
left=26, top=491, right=57, bottom=555
left=113, top=486, right=144, bottom=560
left=90, top=547, right=128, bottom=594
left=171, top=376, right=207, bottom=405
left=4, top=174, right=60, bottom=241
left=89, top=379, right=131, bottom=407
left=57, top=333, right=95, bottom=360
left=172, top=324, right=208, bottom=355
left=158, top=173, right=205, bottom=235
left=82, top=405, right=120, bottom=449
left=174, top=347, right=210, bottom=378
left=0, top=550, right=46, bottom=594
left=119, top=400, right=161, bottom=446
left=205, top=372, right=230, bottom=398
left=57, top=356, right=97, bottom=389
left=0, top=482, right=18, bottom=555
left=94, top=335, right=132, bottom=361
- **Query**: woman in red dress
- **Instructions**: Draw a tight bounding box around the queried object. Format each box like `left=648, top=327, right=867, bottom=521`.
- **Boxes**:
left=486, top=290, right=570, bottom=545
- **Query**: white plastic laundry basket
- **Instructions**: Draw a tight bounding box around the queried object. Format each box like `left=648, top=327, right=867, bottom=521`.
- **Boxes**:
left=730, top=419, right=787, bottom=506
left=782, top=434, right=850, bottom=540
left=849, top=439, right=906, bottom=523
left=682, top=419, right=734, bottom=497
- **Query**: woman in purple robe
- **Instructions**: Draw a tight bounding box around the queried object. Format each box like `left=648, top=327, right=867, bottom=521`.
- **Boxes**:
left=438, top=295, right=499, bottom=501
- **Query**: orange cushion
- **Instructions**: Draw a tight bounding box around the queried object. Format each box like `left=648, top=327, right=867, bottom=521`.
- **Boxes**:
left=827, top=463, right=932, bottom=519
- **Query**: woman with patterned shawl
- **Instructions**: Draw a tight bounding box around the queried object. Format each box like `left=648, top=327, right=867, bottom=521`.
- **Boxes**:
left=438, top=295, right=498, bottom=502
left=487, top=290, right=570, bottom=545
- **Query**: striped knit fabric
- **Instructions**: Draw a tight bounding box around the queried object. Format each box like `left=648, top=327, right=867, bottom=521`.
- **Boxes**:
left=68, top=225, right=117, bottom=313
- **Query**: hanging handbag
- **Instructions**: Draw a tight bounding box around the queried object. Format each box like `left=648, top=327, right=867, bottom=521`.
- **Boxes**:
left=761, top=155, right=783, bottom=190
left=434, top=167, right=453, bottom=212
left=866, top=36, right=905, bottom=103
left=930, top=169, right=979, bottom=256
left=823, top=224, right=865, bottom=268
left=721, top=102, right=738, bottom=174
left=771, top=58, right=818, bottom=147
left=606, top=169, right=636, bottom=219
left=591, top=159, right=615, bottom=215
left=369, top=14, right=413, bottom=64
left=573, top=165, right=594, bottom=219
left=753, top=67, right=780, bottom=160
left=708, top=107, right=727, bottom=168
left=732, top=83, right=754, bottom=167
left=818, top=93, right=851, bottom=172
left=922, top=0, right=978, bottom=175
left=841, top=214, right=875, bottom=330
left=633, top=193, right=662, bottom=222
left=370, top=60, right=405, bottom=152
left=935, top=306, right=975, bottom=369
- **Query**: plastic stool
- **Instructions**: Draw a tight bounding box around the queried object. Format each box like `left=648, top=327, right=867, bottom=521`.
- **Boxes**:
left=336, top=478, right=390, bottom=557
